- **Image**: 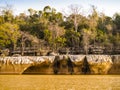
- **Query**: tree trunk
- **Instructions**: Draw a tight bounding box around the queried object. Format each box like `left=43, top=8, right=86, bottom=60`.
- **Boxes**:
left=21, top=36, right=25, bottom=56
left=74, top=14, right=78, bottom=32
left=21, top=42, right=25, bottom=56
left=13, top=43, right=16, bottom=51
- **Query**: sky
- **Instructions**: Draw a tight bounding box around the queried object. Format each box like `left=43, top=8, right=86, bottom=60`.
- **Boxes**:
left=0, top=0, right=120, bottom=17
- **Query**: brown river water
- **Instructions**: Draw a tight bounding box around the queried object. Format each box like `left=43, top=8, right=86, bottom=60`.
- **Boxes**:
left=0, top=75, right=120, bottom=90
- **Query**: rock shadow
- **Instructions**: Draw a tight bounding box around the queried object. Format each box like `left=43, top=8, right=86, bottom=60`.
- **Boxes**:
left=81, top=56, right=91, bottom=74
left=53, top=56, right=60, bottom=74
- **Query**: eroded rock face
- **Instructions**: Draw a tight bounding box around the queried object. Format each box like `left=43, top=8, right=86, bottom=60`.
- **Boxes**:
left=23, top=55, right=73, bottom=74
left=0, top=56, right=55, bottom=74
left=86, top=55, right=113, bottom=74
left=52, top=55, right=74, bottom=74
left=0, top=55, right=120, bottom=74
left=0, top=56, right=33, bottom=74
left=69, top=55, right=85, bottom=74
left=108, top=55, right=120, bottom=74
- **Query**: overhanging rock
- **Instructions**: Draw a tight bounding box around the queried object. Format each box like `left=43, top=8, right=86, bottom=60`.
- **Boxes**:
left=0, top=55, right=119, bottom=74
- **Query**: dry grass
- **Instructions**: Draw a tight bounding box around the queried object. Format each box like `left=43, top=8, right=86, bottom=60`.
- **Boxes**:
left=0, top=75, right=120, bottom=90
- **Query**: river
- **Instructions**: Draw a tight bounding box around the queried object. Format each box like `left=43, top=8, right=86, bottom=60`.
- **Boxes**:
left=0, top=75, right=120, bottom=90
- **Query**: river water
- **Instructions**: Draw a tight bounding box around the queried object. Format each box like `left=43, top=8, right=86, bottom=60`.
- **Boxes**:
left=0, top=75, right=120, bottom=90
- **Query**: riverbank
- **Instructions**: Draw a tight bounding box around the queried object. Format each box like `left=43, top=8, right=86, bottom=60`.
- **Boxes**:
left=0, top=55, right=120, bottom=74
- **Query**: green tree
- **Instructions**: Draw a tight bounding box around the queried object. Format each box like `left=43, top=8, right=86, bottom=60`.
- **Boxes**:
left=113, top=13, right=120, bottom=30
left=44, top=29, right=52, bottom=46
left=1, top=4, right=14, bottom=23
left=65, top=29, right=80, bottom=47
left=0, top=23, right=20, bottom=49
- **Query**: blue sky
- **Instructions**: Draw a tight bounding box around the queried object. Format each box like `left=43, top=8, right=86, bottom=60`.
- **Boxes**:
left=0, top=0, right=120, bottom=17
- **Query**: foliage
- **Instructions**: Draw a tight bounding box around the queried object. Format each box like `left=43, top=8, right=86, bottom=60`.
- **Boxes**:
left=0, top=23, right=20, bottom=48
left=0, top=5, right=120, bottom=54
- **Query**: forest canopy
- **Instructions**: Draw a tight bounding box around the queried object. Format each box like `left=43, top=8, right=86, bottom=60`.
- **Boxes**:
left=0, top=5, right=120, bottom=55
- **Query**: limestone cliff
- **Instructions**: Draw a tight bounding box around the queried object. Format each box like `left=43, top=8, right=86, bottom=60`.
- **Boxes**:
left=0, top=55, right=119, bottom=74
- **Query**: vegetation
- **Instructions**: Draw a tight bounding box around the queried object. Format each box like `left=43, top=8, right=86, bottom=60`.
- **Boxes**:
left=0, top=5, right=120, bottom=55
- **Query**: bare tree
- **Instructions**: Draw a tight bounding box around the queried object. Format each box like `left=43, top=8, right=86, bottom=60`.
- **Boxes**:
left=48, top=23, right=65, bottom=51
left=20, top=31, right=39, bottom=56
left=82, top=29, right=92, bottom=55
left=68, top=4, right=82, bottom=32
left=88, top=5, right=99, bottom=47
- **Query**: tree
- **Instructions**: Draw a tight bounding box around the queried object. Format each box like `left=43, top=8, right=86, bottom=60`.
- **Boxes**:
left=112, top=13, right=120, bottom=48
left=0, top=4, right=119, bottom=55
left=68, top=4, right=82, bottom=32
left=0, top=23, right=20, bottom=50
left=43, top=6, right=51, bottom=19
left=0, top=16, right=5, bottom=24
left=113, top=13, right=120, bottom=30
left=88, top=5, right=99, bottom=46
left=20, top=31, right=39, bottom=56
left=113, top=33, right=120, bottom=47
left=47, top=23, right=65, bottom=51
left=65, top=29, right=80, bottom=47
left=44, top=29, right=52, bottom=46
left=81, top=28, right=92, bottom=54
left=1, top=4, right=14, bottom=23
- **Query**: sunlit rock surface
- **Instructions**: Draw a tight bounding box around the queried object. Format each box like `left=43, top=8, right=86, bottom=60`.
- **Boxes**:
left=69, top=55, right=85, bottom=74
left=0, top=56, right=33, bottom=74
left=0, top=55, right=119, bottom=74
left=86, top=55, right=113, bottom=74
